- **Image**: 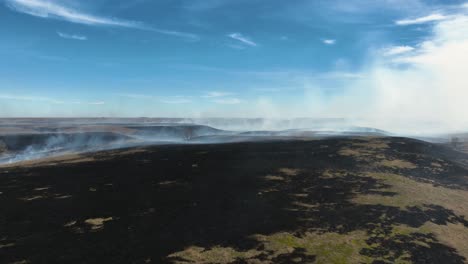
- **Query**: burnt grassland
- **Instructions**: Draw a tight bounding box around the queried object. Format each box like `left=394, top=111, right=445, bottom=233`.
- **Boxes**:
left=1, top=137, right=468, bottom=263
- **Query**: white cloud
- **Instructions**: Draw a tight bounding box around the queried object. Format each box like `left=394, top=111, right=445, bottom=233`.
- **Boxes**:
left=5, top=0, right=198, bottom=40
left=323, top=39, right=336, bottom=45
left=202, top=91, right=234, bottom=98
left=6, top=0, right=139, bottom=26
left=228, top=33, right=257, bottom=47
left=382, top=45, right=415, bottom=56
left=395, top=13, right=447, bottom=25
left=57, top=31, right=87, bottom=40
left=212, top=98, right=242, bottom=105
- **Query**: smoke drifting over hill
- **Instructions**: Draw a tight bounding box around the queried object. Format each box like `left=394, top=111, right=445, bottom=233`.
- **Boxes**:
left=0, top=119, right=394, bottom=165
left=241, top=9, right=468, bottom=134
left=352, top=12, right=468, bottom=134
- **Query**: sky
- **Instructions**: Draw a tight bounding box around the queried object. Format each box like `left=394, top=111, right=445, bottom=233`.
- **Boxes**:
left=1, top=0, right=468, bottom=133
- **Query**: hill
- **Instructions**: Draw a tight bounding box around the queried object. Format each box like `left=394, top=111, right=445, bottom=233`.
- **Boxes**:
left=1, top=137, right=468, bottom=263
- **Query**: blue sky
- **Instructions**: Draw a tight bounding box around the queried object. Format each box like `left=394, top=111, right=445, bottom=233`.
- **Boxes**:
left=1, top=0, right=468, bottom=130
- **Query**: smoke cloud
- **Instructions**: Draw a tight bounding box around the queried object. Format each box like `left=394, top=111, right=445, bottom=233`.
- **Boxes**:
left=359, top=13, right=468, bottom=134
left=229, top=10, right=468, bottom=135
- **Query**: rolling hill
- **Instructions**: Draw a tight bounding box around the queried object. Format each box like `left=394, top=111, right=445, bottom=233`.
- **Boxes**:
left=1, top=136, right=468, bottom=263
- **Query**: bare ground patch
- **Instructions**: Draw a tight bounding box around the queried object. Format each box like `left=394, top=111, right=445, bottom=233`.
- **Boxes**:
left=84, top=217, right=113, bottom=231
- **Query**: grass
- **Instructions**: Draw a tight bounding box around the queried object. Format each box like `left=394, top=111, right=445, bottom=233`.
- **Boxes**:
left=338, top=139, right=389, bottom=160
left=377, top=159, right=417, bottom=169
left=168, top=246, right=261, bottom=264
left=261, top=231, right=372, bottom=264
left=169, top=140, right=468, bottom=264
left=353, top=172, right=468, bottom=215
left=423, top=222, right=468, bottom=259
left=169, top=231, right=373, bottom=264
left=353, top=172, right=468, bottom=259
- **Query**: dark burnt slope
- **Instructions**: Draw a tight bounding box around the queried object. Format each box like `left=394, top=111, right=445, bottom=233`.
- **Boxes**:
left=371, top=137, right=468, bottom=189
left=0, top=137, right=467, bottom=263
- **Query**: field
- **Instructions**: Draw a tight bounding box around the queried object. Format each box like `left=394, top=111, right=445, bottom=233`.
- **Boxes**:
left=1, top=136, right=468, bottom=263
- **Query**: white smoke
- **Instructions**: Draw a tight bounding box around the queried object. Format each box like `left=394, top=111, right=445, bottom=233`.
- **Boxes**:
left=0, top=133, right=134, bottom=164
left=235, top=9, right=468, bottom=135
left=358, top=13, right=468, bottom=134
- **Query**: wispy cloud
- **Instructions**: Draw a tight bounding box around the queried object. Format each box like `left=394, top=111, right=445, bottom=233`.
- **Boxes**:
left=173, top=64, right=363, bottom=80
left=395, top=13, right=447, bottom=25
left=6, top=0, right=140, bottom=26
left=202, top=91, right=234, bottom=98
left=5, top=0, right=198, bottom=40
left=382, top=45, right=415, bottom=56
left=212, top=98, right=242, bottom=105
left=0, top=94, right=64, bottom=104
left=116, top=93, right=192, bottom=104
left=323, top=39, right=336, bottom=45
left=0, top=94, right=105, bottom=105
left=116, top=93, right=155, bottom=99
left=319, top=71, right=363, bottom=79
left=57, top=31, right=87, bottom=40
left=151, top=29, right=199, bottom=40
left=118, top=91, right=237, bottom=104
left=228, top=33, right=257, bottom=47
left=202, top=91, right=241, bottom=105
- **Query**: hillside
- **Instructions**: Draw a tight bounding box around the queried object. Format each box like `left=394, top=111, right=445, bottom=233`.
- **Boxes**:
left=1, top=137, right=468, bottom=263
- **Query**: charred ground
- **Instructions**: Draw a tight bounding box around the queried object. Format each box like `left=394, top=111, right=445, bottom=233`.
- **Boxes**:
left=1, top=137, right=468, bottom=263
